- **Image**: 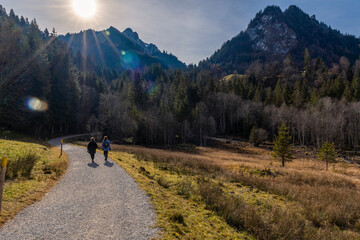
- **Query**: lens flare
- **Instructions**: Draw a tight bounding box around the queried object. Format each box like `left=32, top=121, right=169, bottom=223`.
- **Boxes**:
left=120, top=50, right=140, bottom=70
left=26, top=97, right=48, bottom=112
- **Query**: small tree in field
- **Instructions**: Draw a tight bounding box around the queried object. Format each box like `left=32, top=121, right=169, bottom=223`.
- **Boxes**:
left=318, top=142, right=336, bottom=171
left=272, top=123, right=294, bottom=167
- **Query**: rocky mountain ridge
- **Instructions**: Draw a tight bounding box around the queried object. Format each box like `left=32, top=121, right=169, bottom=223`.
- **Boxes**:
left=202, top=5, right=360, bottom=73
left=59, top=26, right=186, bottom=71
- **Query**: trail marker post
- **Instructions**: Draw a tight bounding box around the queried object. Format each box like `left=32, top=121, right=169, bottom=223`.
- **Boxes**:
left=59, top=139, right=63, bottom=158
left=0, top=156, right=8, bottom=214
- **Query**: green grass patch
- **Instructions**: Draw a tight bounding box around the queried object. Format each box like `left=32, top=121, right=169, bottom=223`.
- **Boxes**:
left=0, top=134, right=68, bottom=226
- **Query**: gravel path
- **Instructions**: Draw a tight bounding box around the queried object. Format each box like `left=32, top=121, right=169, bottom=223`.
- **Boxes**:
left=0, top=136, right=158, bottom=240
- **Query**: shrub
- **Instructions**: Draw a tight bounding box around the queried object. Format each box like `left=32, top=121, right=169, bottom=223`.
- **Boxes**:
left=250, top=127, right=269, bottom=146
left=176, top=177, right=194, bottom=198
left=157, top=176, right=171, bottom=188
left=169, top=211, right=185, bottom=225
left=198, top=180, right=309, bottom=240
left=138, top=166, right=153, bottom=179
left=6, top=152, right=38, bottom=179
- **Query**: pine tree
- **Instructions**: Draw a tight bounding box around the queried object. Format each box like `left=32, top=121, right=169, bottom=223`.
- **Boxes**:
left=51, top=27, right=57, bottom=36
left=351, top=75, right=360, bottom=101
left=343, top=82, right=353, bottom=102
left=264, top=87, right=272, bottom=105
left=174, top=75, right=190, bottom=122
left=44, top=28, right=49, bottom=38
left=273, top=80, right=283, bottom=106
left=249, top=126, right=256, bottom=145
left=310, top=88, right=320, bottom=104
left=318, top=142, right=336, bottom=171
left=272, top=123, right=294, bottom=167
left=282, top=80, right=291, bottom=105
left=253, top=84, right=263, bottom=102
left=291, top=80, right=308, bottom=107
left=304, top=48, right=313, bottom=81
left=330, top=75, right=345, bottom=99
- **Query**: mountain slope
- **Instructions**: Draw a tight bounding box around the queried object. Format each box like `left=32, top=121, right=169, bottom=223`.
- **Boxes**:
left=59, top=27, right=185, bottom=71
left=203, top=5, right=360, bottom=73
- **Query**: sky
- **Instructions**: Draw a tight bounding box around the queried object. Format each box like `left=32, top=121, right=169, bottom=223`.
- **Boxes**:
left=1, top=0, right=360, bottom=64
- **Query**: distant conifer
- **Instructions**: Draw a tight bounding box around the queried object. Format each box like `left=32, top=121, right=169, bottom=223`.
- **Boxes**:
left=318, top=142, right=336, bottom=171
left=272, top=123, right=294, bottom=167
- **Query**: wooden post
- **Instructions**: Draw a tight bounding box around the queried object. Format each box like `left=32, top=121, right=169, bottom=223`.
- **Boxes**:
left=59, top=139, right=63, bottom=158
left=0, top=157, right=8, bottom=214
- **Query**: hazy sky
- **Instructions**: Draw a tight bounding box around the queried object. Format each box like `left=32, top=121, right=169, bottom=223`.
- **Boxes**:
left=1, top=0, right=360, bottom=64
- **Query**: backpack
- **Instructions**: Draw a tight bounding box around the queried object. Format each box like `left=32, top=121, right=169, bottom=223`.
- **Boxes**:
left=103, top=141, right=109, bottom=149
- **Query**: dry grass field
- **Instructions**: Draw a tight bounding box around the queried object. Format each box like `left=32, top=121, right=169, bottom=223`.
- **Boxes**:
left=75, top=140, right=360, bottom=239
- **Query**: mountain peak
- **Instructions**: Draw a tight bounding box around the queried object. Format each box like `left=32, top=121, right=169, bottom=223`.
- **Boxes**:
left=59, top=26, right=186, bottom=70
left=285, top=5, right=306, bottom=15
left=246, top=6, right=297, bottom=56
left=262, top=5, right=282, bottom=16
left=206, top=5, right=360, bottom=73
left=122, top=27, right=161, bottom=56
left=123, top=28, right=139, bottom=40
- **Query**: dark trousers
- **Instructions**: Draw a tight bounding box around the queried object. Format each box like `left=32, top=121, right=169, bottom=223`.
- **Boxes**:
left=90, top=153, right=95, bottom=160
left=104, top=151, right=108, bottom=160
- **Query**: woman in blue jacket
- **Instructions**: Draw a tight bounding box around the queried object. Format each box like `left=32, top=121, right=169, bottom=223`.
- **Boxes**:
left=102, top=136, right=111, bottom=161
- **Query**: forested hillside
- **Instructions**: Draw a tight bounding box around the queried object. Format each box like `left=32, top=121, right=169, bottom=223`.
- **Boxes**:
left=2, top=5, right=360, bottom=150
left=0, top=6, right=79, bottom=136
left=59, top=27, right=186, bottom=70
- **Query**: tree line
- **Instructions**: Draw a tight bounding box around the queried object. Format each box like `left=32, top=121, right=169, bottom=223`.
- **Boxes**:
left=2, top=6, right=360, bottom=149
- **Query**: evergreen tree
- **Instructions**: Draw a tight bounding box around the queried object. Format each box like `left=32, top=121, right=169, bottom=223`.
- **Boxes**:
left=318, top=142, right=336, bottom=171
left=343, top=82, right=353, bottom=102
left=291, top=80, right=308, bottom=107
left=264, top=87, right=273, bottom=105
left=44, top=28, right=49, bottom=38
left=272, top=123, right=294, bottom=167
left=304, top=48, right=313, bottom=81
left=351, top=75, right=360, bottom=101
left=330, top=75, right=345, bottom=99
left=253, top=84, right=263, bottom=102
left=309, top=88, right=320, bottom=104
left=273, top=80, right=283, bottom=106
left=174, top=74, right=190, bottom=122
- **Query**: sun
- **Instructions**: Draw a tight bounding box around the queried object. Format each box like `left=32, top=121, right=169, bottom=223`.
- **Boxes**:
left=72, top=0, right=97, bottom=18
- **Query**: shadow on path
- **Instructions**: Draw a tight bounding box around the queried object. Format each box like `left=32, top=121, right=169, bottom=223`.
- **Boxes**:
left=104, top=161, right=114, bottom=167
left=88, top=162, right=99, bottom=168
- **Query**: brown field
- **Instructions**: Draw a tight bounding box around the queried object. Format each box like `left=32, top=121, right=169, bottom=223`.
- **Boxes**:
left=77, top=140, right=360, bottom=239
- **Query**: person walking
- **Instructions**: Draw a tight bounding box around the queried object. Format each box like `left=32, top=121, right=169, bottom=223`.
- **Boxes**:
left=102, top=136, right=111, bottom=161
left=87, top=137, right=98, bottom=163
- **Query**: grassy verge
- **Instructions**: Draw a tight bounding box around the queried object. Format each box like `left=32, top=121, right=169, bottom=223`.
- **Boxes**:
left=108, top=150, right=253, bottom=239
left=97, top=142, right=360, bottom=240
left=0, top=134, right=68, bottom=226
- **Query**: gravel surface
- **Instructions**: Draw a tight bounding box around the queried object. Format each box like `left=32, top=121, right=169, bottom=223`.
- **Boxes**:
left=0, top=136, right=158, bottom=240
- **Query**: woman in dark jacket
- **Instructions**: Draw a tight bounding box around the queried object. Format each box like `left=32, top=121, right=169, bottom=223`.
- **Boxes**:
left=87, top=137, right=98, bottom=163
